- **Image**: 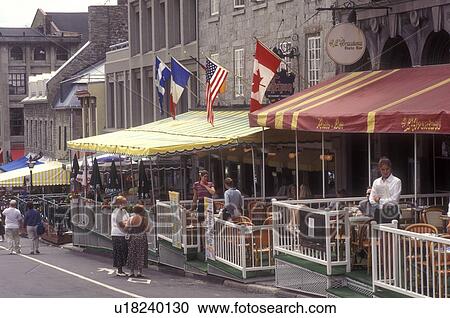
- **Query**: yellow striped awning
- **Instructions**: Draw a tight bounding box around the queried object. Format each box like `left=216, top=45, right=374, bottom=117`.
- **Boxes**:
left=0, top=161, right=70, bottom=187
left=67, top=110, right=265, bottom=156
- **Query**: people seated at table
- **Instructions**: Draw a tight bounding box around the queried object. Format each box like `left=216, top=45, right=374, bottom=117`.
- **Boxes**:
left=358, top=187, right=374, bottom=216
left=223, top=177, right=242, bottom=218
left=369, top=157, right=402, bottom=223
left=328, top=189, right=347, bottom=211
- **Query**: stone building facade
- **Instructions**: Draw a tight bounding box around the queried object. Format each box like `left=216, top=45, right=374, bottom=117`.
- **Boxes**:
left=0, top=9, right=88, bottom=161
left=198, top=0, right=336, bottom=107
left=23, top=4, right=128, bottom=160
left=105, top=0, right=198, bottom=131
left=336, top=0, right=450, bottom=70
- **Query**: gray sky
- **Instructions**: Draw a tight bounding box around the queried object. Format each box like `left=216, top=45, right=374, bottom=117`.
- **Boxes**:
left=0, top=0, right=118, bottom=27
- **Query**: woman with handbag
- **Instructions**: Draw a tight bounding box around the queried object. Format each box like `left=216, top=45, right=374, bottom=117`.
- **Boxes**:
left=111, top=196, right=129, bottom=276
left=125, top=204, right=149, bottom=278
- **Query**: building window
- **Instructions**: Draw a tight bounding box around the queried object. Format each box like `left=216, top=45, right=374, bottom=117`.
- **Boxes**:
left=234, top=48, right=244, bottom=97
left=56, top=47, right=68, bottom=60
left=10, top=47, right=23, bottom=60
left=25, top=120, right=28, bottom=146
left=8, top=73, right=26, bottom=95
left=10, top=109, right=24, bottom=137
left=234, top=0, right=244, bottom=9
left=33, top=47, right=46, bottom=61
left=307, top=35, right=321, bottom=87
left=44, top=121, right=47, bottom=150
left=49, top=121, right=53, bottom=151
left=58, top=126, right=62, bottom=150
left=64, top=127, right=67, bottom=151
left=34, top=120, right=38, bottom=147
left=211, top=0, right=219, bottom=15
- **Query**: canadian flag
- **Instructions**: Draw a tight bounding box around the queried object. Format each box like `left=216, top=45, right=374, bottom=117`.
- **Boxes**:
left=250, top=40, right=282, bottom=113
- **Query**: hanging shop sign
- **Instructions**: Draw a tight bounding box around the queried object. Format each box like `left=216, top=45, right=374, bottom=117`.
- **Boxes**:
left=265, top=69, right=296, bottom=103
left=325, top=23, right=366, bottom=65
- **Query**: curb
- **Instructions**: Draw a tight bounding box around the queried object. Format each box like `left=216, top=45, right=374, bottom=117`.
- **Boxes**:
left=223, top=280, right=303, bottom=297
left=59, top=243, right=85, bottom=253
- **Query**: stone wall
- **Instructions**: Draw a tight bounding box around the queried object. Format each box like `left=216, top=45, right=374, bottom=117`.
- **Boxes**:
left=27, top=4, right=128, bottom=160
left=198, top=0, right=335, bottom=107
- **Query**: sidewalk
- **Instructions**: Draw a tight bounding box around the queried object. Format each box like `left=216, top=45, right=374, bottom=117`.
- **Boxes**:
left=60, top=243, right=305, bottom=298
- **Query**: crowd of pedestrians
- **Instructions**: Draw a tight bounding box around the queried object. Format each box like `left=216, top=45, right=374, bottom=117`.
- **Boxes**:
left=1, top=200, right=44, bottom=254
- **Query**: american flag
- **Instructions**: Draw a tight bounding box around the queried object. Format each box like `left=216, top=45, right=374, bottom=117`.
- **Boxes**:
left=205, top=58, right=228, bottom=126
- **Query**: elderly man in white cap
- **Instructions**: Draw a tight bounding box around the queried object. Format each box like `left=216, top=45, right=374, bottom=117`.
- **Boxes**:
left=2, top=200, right=23, bottom=254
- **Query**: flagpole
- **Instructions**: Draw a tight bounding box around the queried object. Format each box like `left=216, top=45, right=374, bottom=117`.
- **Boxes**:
left=262, top=127, right=266, bottom=199
left=119, top=155, right=124, bottom=193
left=251, top=146, right=257, bottom=199
left=295, top=130, right=299, bottom=200
left=149, top=158, right=156, bottom=207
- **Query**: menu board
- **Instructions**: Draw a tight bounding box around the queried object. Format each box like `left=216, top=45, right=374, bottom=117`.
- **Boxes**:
left=204, top=197, right=215, bottom=260
left=169, top=191, right=182, bottom=249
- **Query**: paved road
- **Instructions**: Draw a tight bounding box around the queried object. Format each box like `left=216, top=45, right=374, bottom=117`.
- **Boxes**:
left=0, top=238, right=271, bottom=298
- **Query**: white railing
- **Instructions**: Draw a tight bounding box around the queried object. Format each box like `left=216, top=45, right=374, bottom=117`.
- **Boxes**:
left=155, top=200, right=199, bottom=254
left=156, top=201, right=175, bottom=244
left=214, top=218, right=275, bottom=279
left=71, top=198, right=158, bottom=254
left=287, top=193, right=450, bottom=209
left=272, top=200, right=351, bottom=275
left=372, top=222, right=450, bottom=298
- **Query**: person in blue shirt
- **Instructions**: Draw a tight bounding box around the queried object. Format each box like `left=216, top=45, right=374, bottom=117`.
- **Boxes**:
left=23, top=202, right=42, bottom=254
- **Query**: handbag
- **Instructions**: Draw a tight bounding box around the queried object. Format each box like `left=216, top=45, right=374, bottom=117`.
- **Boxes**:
left=36, top=221, right=45, bottom=236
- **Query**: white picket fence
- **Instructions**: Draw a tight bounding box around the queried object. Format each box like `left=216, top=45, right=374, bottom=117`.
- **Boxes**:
left=213, top=218, right=275, bottom=278
left=155, top=200, right=199, bottom=254
left=372, top=222, right=450, bottom=298
left=272, top=200, right=352, bottom=275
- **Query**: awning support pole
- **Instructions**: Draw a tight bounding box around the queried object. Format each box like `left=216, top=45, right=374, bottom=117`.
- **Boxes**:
left=295, top=130, right=299, bottom=200
left=262, top=128, right=266, bottom=199
left=149, top=158, right=156, bottom=207
left=433, top=135, right=436, bottom=194
left=322, top=133, right=325, bottom=199
left=414, top=133, right=417, bottom=204
left=220, top=151, right=225, bottom=195
left=119, top=155, right=124, bottom=193
left=251, top=146, right=257, bottom=198
left=84, top=153, right=88, bottom=198
left=130, top=157, right=135, bottom=190
left=368, top=134, right=371, bottom=187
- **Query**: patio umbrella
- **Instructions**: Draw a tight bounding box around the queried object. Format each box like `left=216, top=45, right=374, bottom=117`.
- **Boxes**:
left=90, top=158, right=103, bottom=190
left=109, top=160, right=119, bottom=189
left=71, top=153, right=80, bottom=179
left=138, top=160, right=148, bottom=199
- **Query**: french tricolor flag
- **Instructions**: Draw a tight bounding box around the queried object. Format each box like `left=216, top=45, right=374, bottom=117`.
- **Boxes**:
left=170, top=57, right=191, bottom=119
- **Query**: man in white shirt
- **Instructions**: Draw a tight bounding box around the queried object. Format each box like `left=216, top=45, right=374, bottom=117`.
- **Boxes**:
left=2, top=200, right=23, bottom=254
left=369, top=157, right=402, bottom=223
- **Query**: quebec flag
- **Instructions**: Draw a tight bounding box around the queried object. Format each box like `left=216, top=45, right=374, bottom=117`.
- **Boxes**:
left=155, top=56, right=171, bottom=115
left=170, top=57, right=191, bottom=119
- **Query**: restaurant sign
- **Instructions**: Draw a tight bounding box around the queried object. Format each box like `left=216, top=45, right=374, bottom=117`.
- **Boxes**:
left=325, top=23, right=366, bottom=65
left=265, top=69, right=296, bottom=103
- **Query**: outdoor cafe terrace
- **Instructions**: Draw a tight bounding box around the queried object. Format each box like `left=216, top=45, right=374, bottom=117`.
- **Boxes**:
left=70, top=192, right=450, bottom=298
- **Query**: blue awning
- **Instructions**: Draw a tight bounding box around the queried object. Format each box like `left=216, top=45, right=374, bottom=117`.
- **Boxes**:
left=0, top=156, right=43, bottom=172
